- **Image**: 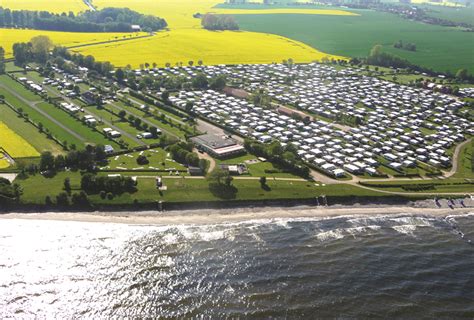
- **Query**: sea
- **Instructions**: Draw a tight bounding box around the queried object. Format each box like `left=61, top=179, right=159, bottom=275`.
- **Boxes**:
left=1, top=212, right=473, bottom=319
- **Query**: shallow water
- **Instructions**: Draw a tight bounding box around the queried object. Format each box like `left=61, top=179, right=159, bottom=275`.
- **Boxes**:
left=1, top=212, right=473, bottom=318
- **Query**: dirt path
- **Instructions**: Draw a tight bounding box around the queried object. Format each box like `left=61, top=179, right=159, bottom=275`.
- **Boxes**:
left=194, top=149, right=216, bottom=172
left=443, top=137, right=472, bottom=178
left=0, top=84, right=86, bottom=143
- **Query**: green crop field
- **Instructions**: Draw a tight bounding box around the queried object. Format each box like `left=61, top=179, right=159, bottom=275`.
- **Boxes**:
left=418, top=4, right=474, bottom=24
left=233, top=8, right=474, bottom=73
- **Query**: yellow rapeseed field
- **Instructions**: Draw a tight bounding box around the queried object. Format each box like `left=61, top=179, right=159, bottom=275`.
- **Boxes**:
left=93, top=0, right=356, bottom=29
left=0, top=122, right=40, bottom=158
left=0, top=0, right=87, bottom=13
left=0, top=157, right=10, bottom=169
left=1, top=0, right=352, bottom=67
left=0, top=28, right=146, bottom=57
left=72, top=29, right=343, bottom=68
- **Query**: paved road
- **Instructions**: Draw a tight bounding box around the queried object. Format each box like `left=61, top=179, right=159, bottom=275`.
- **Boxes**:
left=37, top=80, right=145, bottom=146
left=120, top=94, right=187, bottom=126
left=0, top=83, right=86, bottom=143
left=108, top=100, right=182, bottom=140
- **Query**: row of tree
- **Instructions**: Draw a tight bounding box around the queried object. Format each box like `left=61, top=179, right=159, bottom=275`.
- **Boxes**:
left=168, top=142, right=208, bottom=171
left=52, top=46, right=114, bottom=78
left=39, top=145, right=108, bottom=173
left=81, top=173, right=137, bottom=195
left=393, top=40, right=416, bottom=52
left=0, top=46, right=5, bottom=74
left=201, top=14, right=239, bottom=31
left=0, top=7, right=167, bottom=32
left=244, top=140, right=310, bottom=178
left=13, top=35, right=53, bottom=65
left=364, top=45, right=474, bottom=82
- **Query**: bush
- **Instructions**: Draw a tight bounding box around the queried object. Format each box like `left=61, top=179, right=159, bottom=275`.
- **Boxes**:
left=107, top=192, right=114, bottom=200
left=137, top=155, right=149, bottom=165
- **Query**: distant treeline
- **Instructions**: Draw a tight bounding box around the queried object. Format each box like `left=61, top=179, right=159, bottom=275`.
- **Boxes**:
left=201, top=13, right=239, bottom=31
left=0, top=7, right=167, bottom=32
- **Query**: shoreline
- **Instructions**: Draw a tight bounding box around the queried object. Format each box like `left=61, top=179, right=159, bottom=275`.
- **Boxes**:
left=1, top=202, right=473, bottom=226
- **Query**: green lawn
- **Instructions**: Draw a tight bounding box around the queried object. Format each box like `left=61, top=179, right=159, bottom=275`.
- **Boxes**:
left=0, top=86, right=84, bottom=147
left=110, top=100, right=189, bottom=139
left=232, top=8, right=474, bottom=73
left=0, top=103, right=63, bottom=155
left=361, top=179, right=474, bottom=193
left=36, top=102, right=120, bottom=148
left=16, top=171, right=390, bottom=205
left=216, top=153, right=303, bottom=178
left=453, top=139, right=473, bottom=179
left=101, top=148, right=187, bottom=171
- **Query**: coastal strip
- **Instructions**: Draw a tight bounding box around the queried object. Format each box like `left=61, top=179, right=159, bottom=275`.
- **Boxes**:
left=1, top=205, right=472, bottom=226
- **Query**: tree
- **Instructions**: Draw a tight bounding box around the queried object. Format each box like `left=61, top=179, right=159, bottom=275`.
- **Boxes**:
left=192, top=73, right=208, bottom=89
left=12, top=42, right=31, bottom=66
left=185, top=101, right=194, bottom=113
left=56, top=192, right=70, bottom=206
left=456, top=68, right=468, bottom=81
left=71, top=191, right=91, bottom=208
left=161, top=90, right=170, bottom=101
left=259, top=176, right=267, bottom=186
left=0, top=47, right=5, bottom=74
left=370, top=44, right=383, bottom=57
left=209, top=75, right=226, bottom=90
left=118, top=110, right=127, bottom=120
left=64, top=178, right=71, bottom=194
left=137, top=155, right=149, bottom=165
left=30, top=35, right=54, bottom=63
left=40, top=151, right=55, bottom=171
left=115, top=68, right=125, bottom=82
left=45, top=195, right=53, bottom=206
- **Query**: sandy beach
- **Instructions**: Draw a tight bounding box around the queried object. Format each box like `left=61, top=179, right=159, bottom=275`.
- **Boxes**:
left=1, top=199, right=473, bottom=226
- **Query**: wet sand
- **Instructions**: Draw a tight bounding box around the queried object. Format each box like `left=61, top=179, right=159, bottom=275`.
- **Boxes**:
left=1, top=201, right=473, bottom=226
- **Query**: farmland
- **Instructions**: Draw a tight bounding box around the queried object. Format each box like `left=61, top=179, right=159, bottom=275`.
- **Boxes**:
left=230, top=6, right=474, bottom=73
left=0, top=0, right=87, bottom=13
left=71, top=29, right=339, bottom=68
left=0, top=122, right=39, bottom=158
left=0, top=28, right=145, bottom=57
left=0, top=103, right=63, bottom=155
